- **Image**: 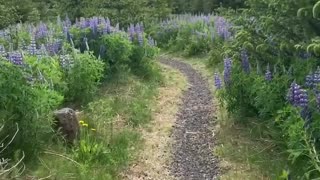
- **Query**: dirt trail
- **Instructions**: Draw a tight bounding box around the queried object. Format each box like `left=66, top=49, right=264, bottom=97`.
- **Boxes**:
left=160, top=58, right=219, bottom=180
left=122, top=58, right=219, bottom=180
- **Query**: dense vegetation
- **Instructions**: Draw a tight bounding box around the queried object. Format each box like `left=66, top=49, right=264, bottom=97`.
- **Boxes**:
left=148, top=0, right=320, bottom=179
left=0, top=0, right=244, bottom=28
left=3, top=0, right=320, bottom=179
left=0, top=15, right=162, bottom=178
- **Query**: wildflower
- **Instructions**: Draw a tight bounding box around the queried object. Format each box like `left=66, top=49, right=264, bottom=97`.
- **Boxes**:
left=82, top=123, right=89, bottom=127
left=79, top=120, right=85, bottom=124
left=35, top=22, right=48, bottom=39
left=0, top=45, right=6, bottom=57
left=214, top=73, right=222, bottom=89
left=7, top=52, right=23, bottom=65
left=137, top=32, right=144, bottom=46
left=91, top=128, right=96, bottom=131
left=240, top=50, right=250, bottom=73
left=305, top=71, right=314, bottom=88
left=28, top=36, right=37, bottom=55
left=313, top=67, right=320, bottom=84
left=223, top=57, right=232, bottom=85
left=214, top=16, right=232, bottom=40
left=287, top=81, right=308, bottom=108
left=265, top=64, right=272, bottom=81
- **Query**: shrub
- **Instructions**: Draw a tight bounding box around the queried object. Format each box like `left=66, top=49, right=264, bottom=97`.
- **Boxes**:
left=101, top=33, right=133, bottom=74
left=64, top=51, right=105, bottom=104
left=0, top=59, right=63, bottom=155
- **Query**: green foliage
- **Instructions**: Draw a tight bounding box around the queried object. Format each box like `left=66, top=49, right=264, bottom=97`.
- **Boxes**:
left=150, top=15, right=215, bottom=57
left=276, top=106, right=320, bottom=178
left=210, top=0, right=320, bottom=178
left=0, top=59, right=63, bottom=156
left=171, top=0, right=245, bottom=13
left=101, top=33, right=133, bottom=74
left=64, top=51, right=105, bottom=104
left=313, top=1, right=320, bottom=19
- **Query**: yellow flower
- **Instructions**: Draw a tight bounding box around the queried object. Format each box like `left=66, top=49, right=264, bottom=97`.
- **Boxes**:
left=79, top=120, right=85, bottom=124
left=82, top=123, right=88, bottom=127
left=91, top=128, right=96, bottom=131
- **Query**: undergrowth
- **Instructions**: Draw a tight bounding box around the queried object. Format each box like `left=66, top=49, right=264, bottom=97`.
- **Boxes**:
left=23, top=72, right=162, bottom=179
left=166, top=54, right=288, bottom=179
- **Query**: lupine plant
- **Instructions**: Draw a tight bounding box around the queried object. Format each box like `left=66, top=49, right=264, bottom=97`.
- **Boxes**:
left=0, top=15, right=160, bottom=170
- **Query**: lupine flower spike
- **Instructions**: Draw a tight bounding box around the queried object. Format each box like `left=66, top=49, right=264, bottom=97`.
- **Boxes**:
left=287, top=81, right=308, bottom=108
left=265, top=64, right=272, bottom=81
left=241, top=49, right=250, bottom=73
left=214, top=73, right=223, bottom=89
left=223, top=57, right=232, bottom=85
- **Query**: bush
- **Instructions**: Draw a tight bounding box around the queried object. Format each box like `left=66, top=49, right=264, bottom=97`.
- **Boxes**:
left=101, top=33, right=133, bottom=74
left=0, top=59, right=63, bottom=155
left=64, top=51, right=105, bottom=104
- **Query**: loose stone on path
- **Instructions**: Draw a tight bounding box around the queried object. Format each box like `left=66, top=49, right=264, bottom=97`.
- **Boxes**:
left=160, top=57, right=219, bottom=180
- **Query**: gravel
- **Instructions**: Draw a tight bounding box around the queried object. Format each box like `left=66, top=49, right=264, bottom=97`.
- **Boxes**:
left=159, top=58, right=219, bottom=180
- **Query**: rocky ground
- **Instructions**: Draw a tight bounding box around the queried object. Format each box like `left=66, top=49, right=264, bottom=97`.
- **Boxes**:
left=159, top=57, right=219, bottom=180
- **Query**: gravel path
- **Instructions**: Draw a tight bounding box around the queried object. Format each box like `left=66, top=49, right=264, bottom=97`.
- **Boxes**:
left=159, top=57, right=219, bottom=180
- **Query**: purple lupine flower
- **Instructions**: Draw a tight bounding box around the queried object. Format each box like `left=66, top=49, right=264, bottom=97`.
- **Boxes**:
left=313, top=67, right=320, bottom=84
left=148, top=36, right=155, bottom=46
left=89, top=17, right=99, bottom=35
left=203, top=16, right=210, bottom=25
left=37, top=44, right=47, bottom=58
left=128, top=24, right=135, bottom=42
left=45, top=40, right=62, bottom=55
left=105, top=18, right=111, bottom=34
left=98, top=16, right=105, bottom=25
left=0, top=45, right=6, bottom=58
left=79, top=17, right=88, bottom=29
left=35, top=22, right=48, bottom=39
left=140, top=22, right=144, bottom=33
left=240, top=50, right=250, bottom=73
left=7, top=52, right=23, bottom=65
left=134, top=23, right=141, bottom=33
left=287, top=82, right=308, bottom=108
left=59, top=54, right=73, bottom=70
left=214, top=73, right=223, bottom=89
left=224, top=57, right=232, bottom=85
left=214, top=16, right=232, bottom=40
left=137, top=32, right=144, bottom=46
left=65, top=15, right=72, bottom=27
left=265, top=64, right=272, bottom=81
left=305, top=72, right=314, bottom=88
left=28, top=36, right=37, bottom=55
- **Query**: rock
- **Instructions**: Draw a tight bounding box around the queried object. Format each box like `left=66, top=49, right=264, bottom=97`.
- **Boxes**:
left=54, top=108, right=80, bottom=144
